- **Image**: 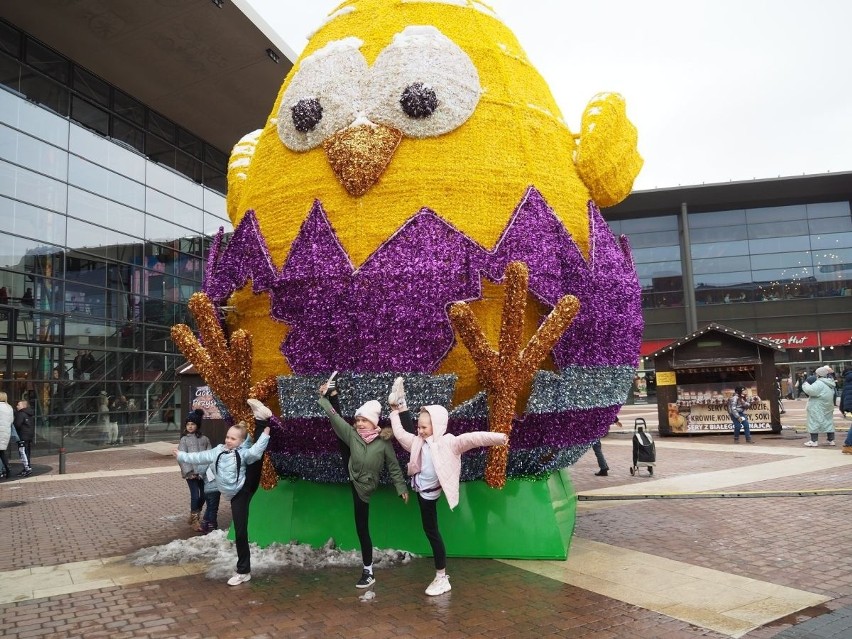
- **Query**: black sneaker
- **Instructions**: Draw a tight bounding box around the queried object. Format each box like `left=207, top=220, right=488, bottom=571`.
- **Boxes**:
left=594, top=469, right=608, bottom=476
left=355, top=570, right=375, bottom=588
left=20, top=467, right=32, bottom=477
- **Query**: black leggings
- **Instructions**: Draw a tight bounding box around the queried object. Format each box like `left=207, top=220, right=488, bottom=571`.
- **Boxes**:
left=0, top=450, right=9, bottom=474
left=230, top=455, right=263, bottom=575
left=417, top=495, right=446, bottom=570
left=352, top=485, right=373, bottom=566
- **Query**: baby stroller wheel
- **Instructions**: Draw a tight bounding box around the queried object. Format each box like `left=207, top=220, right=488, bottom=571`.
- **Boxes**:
left=648, top=466, right=654, bottom=476
left=629, top=466, right=635, bottom=476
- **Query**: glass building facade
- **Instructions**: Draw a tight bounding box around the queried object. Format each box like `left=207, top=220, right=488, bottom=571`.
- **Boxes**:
left=0, top=21, right=234, bottom=452
left=608, top=191, right=852, bottom=383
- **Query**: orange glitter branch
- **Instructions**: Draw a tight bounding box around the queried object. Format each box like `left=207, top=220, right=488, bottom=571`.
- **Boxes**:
left=171, top=292, right=278, bottom=489
left=449, top=262, right=580, bottom=488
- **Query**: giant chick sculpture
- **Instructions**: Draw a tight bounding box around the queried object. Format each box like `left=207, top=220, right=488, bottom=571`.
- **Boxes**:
left=179, top=0, right=643, bottom=559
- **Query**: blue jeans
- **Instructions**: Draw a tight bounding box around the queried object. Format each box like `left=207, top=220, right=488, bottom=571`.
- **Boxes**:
left=203, top=490, right=221, bottom=526
left=592, top=440, right=608, bottom=471
left=733, top=418, right=751, bottom=441
left=843, top=429, right=852, bottom=447
left=186, top=477, right=205, bottom=512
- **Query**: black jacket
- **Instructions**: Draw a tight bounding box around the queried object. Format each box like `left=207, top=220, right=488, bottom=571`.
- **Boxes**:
left=14, top=406, right=35, bottom=441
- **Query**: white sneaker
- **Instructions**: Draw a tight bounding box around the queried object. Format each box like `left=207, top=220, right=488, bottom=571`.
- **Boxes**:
left=803, top=440, right=818, bottom=447
left=425, top=574, right=451, bottom=596
left=227, top=572, right=251, bottom=586
left=827, top=440, right=837, bottom=446
left=247, top=399, right=272, bottom=420
left=388, top=376, right=407, bottom=410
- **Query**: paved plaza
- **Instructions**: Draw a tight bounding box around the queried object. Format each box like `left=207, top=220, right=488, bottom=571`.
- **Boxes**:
left=2, top=401, right=852, bottom=638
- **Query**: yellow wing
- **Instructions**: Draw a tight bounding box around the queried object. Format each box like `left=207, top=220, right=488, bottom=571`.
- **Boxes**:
left=574, top=93, right=643, bottom=208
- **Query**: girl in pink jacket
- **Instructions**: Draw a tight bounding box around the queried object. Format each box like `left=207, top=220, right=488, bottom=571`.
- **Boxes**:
left=388, top=378, right=507, bottom=596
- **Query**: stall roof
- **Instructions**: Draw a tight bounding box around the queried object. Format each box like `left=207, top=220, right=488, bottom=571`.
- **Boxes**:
left=648, top=323, right=784, bottom=359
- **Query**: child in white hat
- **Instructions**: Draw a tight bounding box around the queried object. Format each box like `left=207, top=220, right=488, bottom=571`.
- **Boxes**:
left=317, top=381, right=408, bottom=588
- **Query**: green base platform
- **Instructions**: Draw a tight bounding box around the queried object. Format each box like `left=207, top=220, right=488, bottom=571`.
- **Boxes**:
left=241, top=470, right=576, bottom=559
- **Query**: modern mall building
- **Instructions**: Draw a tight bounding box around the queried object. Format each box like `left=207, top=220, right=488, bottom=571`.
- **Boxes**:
left=0, top=2, right=849, bottom=454
left=0, top=0, right=296, bottom=451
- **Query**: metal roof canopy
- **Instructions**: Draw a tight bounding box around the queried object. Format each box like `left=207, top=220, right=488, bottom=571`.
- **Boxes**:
left=1, top=0, right=296, bottom=154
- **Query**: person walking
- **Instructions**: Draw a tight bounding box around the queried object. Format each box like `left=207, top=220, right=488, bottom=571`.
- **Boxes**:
left=14, top=399, right=34, bottom=476
left=802, top=366, right=837, bottom=446
left=841, top=369, right=852, bottom=454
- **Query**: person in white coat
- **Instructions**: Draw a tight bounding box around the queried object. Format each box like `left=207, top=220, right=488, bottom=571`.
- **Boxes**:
left=0, top=391, right=13, bottom=478
left=388, top=377, right=507, bottom=596
left=802, top=366, right=837, bottom=446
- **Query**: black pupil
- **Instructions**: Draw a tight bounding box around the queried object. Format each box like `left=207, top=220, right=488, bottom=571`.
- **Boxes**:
left=292, top=98, right=323, bottom=132
left=400, top=82, right=437, bottom=118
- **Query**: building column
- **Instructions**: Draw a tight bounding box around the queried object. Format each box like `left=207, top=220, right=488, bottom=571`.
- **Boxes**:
left=679, top=202, right=698, bottom=333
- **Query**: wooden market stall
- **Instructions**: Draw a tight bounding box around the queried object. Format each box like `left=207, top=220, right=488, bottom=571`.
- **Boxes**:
left=650, top=323, right=784, bottom=436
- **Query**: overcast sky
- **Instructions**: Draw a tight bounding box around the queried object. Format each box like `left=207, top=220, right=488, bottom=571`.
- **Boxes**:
left=244, top=0, right=852, bottom=191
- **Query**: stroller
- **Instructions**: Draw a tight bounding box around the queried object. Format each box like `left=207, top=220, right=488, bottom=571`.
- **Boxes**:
left=629, top=418, right=656, bottom=476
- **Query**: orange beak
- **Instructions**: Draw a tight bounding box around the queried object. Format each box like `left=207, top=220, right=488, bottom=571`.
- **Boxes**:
left=322, top=123, right=402, bottom=196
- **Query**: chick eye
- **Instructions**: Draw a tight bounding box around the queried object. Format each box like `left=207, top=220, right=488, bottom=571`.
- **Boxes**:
left=400, top=82, right=438, bottom=118
left=278, top=37, right=366, bottom=152
left=366, top=26, right=481, bottom=138
left=291, top=98, right=323, bottom=132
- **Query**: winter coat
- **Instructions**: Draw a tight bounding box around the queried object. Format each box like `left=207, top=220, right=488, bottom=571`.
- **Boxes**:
left=841, top=370, right=852, bottom=413
left=14, top=406, right=35, bottom=441
left=802, top=376, right=836, bottom=433
left=177, top=433, right=212, bottom=479
left=0, top=401, right=13, bottom=450
left=177, top=430, right=269, bottom=499
left=318, top=395, right=407, bottom=503
left=728, top=393, right=758, bottom=424
left=390, top=405, right=507, bottom=510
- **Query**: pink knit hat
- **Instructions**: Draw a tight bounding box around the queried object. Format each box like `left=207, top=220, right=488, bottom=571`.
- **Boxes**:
left=354, top=400, right=381, bottom=427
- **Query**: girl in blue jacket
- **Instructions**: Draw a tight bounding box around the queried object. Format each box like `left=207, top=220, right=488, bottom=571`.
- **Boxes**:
left=174, top=399, right=272, bottom=585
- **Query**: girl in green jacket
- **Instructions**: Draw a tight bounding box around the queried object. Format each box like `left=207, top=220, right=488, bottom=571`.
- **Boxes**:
left=318, top=382, right=408, bottom=588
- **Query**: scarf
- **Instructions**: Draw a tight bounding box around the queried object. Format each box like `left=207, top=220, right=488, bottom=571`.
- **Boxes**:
left=358, top=429, right=379, bottom=444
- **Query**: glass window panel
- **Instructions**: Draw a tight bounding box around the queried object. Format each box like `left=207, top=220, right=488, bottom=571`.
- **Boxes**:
left=0, top=52, right=21, bottom=91
left=1, top=163, right=67, bottom=213
left=113, top=89, right=144, bottom=126
left=146, top=161, right=203, bottom=207
left=112, top=118, right=144, bottom=154
left=68, top=155, right=145, bottom=210
left=689, top=209, right=746, bottom=228
left=807, top=201, right=851, bottom=219
left=692, top=256, right=752, bottom=275
left=66, top=217, right=137, bottom=254
left=147, top=111, right=175, bottom=143
left=636, top=261, right=682, bottom=281
left=204, top=145, right=227, bottom=171
left=16, top=96, right=69, bottom=147
left=202, top=187, right=226, bottom=217
left=690, top=239, right=749, bottom=258
left=0, top=196, right=67, bottom=245
left=25, top=39, right=69, bottom=84
left=810, top=216, right=852, bottom=235
left=178, top=129, right=202, bottom=159
left=0, top=124, right=67, bottom=180
left=746, top=205, right=805, bottom=224
left=68, top=186, right=144, bottom=239
left=66, top=254, right=108, bottom=287
left=146, top=187, right=204, bottom=229
left=72, top=66, right=109, bottom=106
left=752, top=267, right=814, bottom=287
left=0, top=21, right=21, bottom=58
left=174, top=149, right=202, bottom=183
left=18, top=69, right=69, bottom=116
left=204, top=212, right=232, bottom=236
left=693, top=271, right=751, bottom=287
left=749, top=236, right=810, bottom=254
left=0, top=233, right=63, bottom=271
left=750, top=251, right=812, bottom=271
left=145, top=214, right=195, bottom=243
left=71, top=95, right=109, bottom=136
left=631, top=245, right=681, bottom=263
left=813, top=247, right=852, bottom=268
left=626, top=230, right=679, bottom=249
left=202, top=170, right=226, bottom=195
left=748, top=219, right=809, bottom=239
left=619, top=215, right=677, bottom=234
left=70, top=122, right=145, bottom=182
left=690, top=225, right=748, bottom=243
left=810, top=232, right=852, bottom=251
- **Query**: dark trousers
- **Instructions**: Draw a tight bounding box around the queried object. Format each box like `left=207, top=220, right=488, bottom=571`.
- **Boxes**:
left=186, top=476, right=205, bottom=512
left=231, top=459, right=262, bottom=575
left=352, top=485, right=373, bottom=566
left=417, top=495, right=446, bottom=570
left=0, top=450, right=9, bottom=475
